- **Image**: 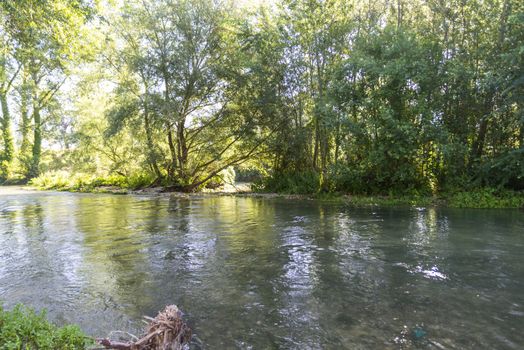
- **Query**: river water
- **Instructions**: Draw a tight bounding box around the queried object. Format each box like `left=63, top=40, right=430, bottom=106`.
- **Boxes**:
left=0, top=188, right=523, bottom=349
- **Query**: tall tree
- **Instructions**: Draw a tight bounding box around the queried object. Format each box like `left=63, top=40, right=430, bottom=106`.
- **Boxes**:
left=1, top=0, right=93, bottom=178
left=0, top=9, right=19, bottom=178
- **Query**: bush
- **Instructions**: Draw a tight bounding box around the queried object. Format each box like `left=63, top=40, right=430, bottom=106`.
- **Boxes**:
left=329, top=164, right=369, bottom=194
left=478, top=149, right=524, bottom=190
left=0, top=304, right=91, bottom=349
left=234, top=166, right=262, bottom=182
left=30, top=171, right=155, bottom=192
left=447, top=188, right=524, bottom=208
left=29, top=171, right=71, bottom=190
left=125, top=172, right=155, bottom=189
left=326, top=163, right=429, bottom=196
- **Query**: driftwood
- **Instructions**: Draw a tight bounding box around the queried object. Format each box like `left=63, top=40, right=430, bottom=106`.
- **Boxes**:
left=97, top=305, right=192, bottom=350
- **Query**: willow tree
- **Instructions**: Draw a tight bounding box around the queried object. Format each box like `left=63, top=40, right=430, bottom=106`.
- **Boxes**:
left=105, top=0, right=276, bottom=190
left=0, top=0, right=93, bottom=178
left=101, top=3, right=164, bottom=180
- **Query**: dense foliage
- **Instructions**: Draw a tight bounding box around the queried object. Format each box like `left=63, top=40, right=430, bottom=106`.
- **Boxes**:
left=0, top=0, right=522, bottom=196
left=0, top=304, right=90, bottom=349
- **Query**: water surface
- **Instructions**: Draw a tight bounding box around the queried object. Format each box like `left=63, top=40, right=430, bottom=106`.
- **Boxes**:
left=0, top=188, right=523, bottom=349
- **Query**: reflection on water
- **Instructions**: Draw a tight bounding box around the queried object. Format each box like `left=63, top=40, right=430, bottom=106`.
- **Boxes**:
left=1, top=190, right=523, bottom=349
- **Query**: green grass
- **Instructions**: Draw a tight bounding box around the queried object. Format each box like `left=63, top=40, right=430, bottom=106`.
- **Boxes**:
left=292, top=189, right=523, bottom=209
left=0, top=304, right=92, bottom=350
left=341, top=194, right=437, bottom=207
left=29, top=171, right=155, bottom=193
left=319, top=190, right=523, bottom=208
left=445, top=188, right=524, bottom=208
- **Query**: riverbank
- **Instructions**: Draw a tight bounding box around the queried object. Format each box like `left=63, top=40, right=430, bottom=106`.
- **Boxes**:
left=9, top=182, right=524, bottom=209
left=0, top=304, right=191, bottom=350
left=18, top=170, right=524, bottom=208
left=0, top=304, right=91, bottom=349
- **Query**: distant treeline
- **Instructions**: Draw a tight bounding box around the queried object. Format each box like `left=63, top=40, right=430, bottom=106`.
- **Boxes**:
left=0, top=0, right=522, bottom=194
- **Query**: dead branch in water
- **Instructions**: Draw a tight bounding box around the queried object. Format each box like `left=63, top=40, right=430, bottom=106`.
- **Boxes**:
left=96, top=305, right=192, bottom=350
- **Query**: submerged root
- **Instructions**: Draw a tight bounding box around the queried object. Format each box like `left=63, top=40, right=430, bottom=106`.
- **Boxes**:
left=97, top=305, right=192, bottom=350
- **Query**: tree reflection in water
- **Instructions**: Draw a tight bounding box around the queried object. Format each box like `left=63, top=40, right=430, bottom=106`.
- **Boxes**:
left=0, top=190, right=523, bottom=349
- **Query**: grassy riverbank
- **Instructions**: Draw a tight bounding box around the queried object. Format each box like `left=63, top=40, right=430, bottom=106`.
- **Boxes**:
left=330, top=190, right=524, bottom=209
left=0, top=304, right=91, bottom=349
left=27, top=171, right=151, bottom=194
left=22, top=172, right=524, bottom=209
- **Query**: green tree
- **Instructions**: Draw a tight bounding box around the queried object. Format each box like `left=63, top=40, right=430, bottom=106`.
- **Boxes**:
left=0, top=9, right=19, bottom=179
left=1, top=0, right=94, bottom=179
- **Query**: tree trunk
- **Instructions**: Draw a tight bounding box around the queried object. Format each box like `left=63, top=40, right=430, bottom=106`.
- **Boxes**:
left=315, top=48, right=329, bottom=190
left=15, top=68, right=30, bottom=155
left=29, top=106, right=41, bottom=179
left=470, top=115, right=489, bottom=163
left=167, top=125, right=177, bottom=181
left=334, top=120, right=341, bottom=166
left=397, top=0, right=403, bottom=29
left=313, top=119, right=319, bottom=170
left=519, top=123, right=524, bottom=148
left=143, top=101, right=161, bottom=180
left=0, top=92, right=14, bottom=165
left=20, top=85, right=31, bottom=157
left=176, top=120, right=188, bottom=181
left=162, top=69, right=178, bottom=183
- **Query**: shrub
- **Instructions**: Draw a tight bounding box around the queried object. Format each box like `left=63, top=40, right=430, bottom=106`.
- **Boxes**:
left=125, top=172, right=155, bottom=189
left=30, top=171, right=155, bottom=191
left=29, top=171, right=71, bottom=190
left=478, top=149, right=524, bottom=190
left=447, top=188, right=524, bottom=208
left=329, top=162, right=432, bottom=196
left=0, top=304, right=91, bottom=349
left=234, top=166, right=262, bottom=182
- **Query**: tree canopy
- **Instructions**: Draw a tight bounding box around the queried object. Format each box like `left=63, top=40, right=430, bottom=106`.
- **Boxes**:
left=0, top=0, right=522, bottom=194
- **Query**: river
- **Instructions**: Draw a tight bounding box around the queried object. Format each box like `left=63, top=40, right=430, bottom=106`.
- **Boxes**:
left=0, top=188, right=523, bottom=349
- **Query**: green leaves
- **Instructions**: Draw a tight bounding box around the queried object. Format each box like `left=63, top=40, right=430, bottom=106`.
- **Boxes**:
left=1, top=0, right=521, bottom=196
left=0, top=304, right=91, bottom=350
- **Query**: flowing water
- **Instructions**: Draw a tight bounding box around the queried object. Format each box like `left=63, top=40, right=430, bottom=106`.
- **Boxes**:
left=0, top=188, right=523, bottom=349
